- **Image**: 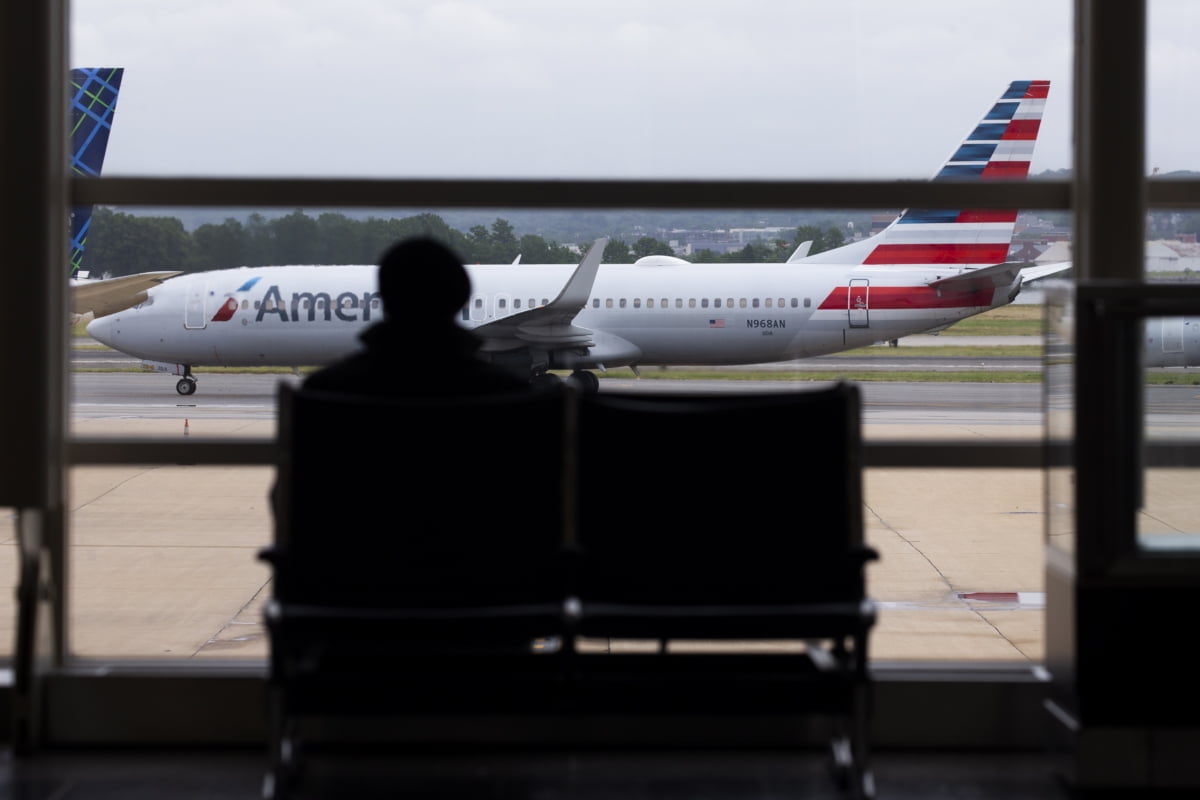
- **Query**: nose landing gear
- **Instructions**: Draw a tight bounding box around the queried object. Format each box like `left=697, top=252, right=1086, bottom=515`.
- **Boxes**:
left=176, top=365, right=197, bottom=396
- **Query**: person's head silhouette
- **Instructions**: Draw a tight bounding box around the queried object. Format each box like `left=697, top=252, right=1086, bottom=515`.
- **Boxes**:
left=377, top=237, right=471, bottom=324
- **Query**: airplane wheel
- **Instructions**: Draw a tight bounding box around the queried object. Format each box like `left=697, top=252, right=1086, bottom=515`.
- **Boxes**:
left=570, top=370, right=600, bottom=394
left=176, top=378, right=197, bottom=396
left=531, top=372, right=562, bottom=389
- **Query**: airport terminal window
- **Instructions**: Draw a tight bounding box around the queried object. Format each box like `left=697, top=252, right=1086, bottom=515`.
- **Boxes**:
left=1140, top=0, right=1200, bottom=552
left=56, top=1, right=1095, bottom=670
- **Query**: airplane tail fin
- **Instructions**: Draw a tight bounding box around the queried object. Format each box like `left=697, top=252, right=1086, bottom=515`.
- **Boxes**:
left=799, top=80, right=1050, bottom=268
left=69, top=67, right=124, bottom=278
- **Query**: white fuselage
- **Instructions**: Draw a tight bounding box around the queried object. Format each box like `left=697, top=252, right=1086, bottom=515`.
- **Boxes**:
left=86, top=261, right=1017, bottom=369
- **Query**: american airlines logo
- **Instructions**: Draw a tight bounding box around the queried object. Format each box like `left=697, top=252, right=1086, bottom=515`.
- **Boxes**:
left=211, top=284, right=384, bottom=324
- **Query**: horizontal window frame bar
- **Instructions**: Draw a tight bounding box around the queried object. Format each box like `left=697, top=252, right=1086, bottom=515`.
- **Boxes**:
left=68, top=439, right=276, bottom=465
left=72, top=176, right=1076, bottom=210
left=67, top=176, right=1200, bottom=210
left=66, top=438, right=1199, bottom=469
left=73, top=438, right=1062, bottom=468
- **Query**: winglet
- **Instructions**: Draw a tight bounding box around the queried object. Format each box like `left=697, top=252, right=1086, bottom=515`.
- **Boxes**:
left=787, top=240, right=813, bottom=263
left=549, top=237, right=608, bottom=311
left=1019, top=261, right=1072, bottom=282
left=472, top=237, right=609, bottom=350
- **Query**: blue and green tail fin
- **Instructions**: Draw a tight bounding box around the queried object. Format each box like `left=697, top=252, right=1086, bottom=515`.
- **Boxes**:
left=69, top=66, right=124, bottom=278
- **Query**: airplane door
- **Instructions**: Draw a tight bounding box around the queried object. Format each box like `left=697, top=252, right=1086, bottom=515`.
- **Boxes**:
left=1160, top=317, right=1184, bottom=354
left=185, top=280, right=208, bottom=329
left=848, top=278, right=870, bottom=328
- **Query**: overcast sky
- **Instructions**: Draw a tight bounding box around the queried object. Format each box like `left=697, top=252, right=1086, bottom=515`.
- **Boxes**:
left=70, top=1, right=1199, bottom=180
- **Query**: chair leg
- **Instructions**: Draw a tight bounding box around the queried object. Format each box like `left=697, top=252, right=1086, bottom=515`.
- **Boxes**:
left=848, top=682, right=875, bottom=800
left=828, top=718, right=853, bottom=791
left=264, top=688, right=296, bottom=800
left=828, top=703, right=875, bottom=799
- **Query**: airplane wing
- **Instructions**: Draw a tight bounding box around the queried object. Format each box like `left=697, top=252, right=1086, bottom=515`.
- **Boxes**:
left=71, top=270, right=183, bottom=320
left=474, top=238, right=608, bottom=351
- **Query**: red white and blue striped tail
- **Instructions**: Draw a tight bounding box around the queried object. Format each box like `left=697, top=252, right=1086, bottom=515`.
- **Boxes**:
left=800, top=80, right=1050, bottom=268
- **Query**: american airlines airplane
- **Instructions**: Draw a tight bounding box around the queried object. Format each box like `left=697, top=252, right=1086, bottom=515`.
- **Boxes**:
left=90, top=79, right=1074, bottom=396
left=68, top=67, right=181, bottom=322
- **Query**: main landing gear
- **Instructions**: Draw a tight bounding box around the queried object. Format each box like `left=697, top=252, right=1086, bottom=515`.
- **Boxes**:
left=569, top=370, right=600, bottom=394
left=176, top=365, right=197, bottom=396
left=529, top=370, right=600, bottom=394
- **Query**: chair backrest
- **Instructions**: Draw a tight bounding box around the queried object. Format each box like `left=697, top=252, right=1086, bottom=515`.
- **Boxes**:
left=575, top=382, right=867, bottom=604
left=272, top=381, right=572, bottom=607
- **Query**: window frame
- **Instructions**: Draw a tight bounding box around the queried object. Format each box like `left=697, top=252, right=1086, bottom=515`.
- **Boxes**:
left=7, top=0, right=1199, bottom=750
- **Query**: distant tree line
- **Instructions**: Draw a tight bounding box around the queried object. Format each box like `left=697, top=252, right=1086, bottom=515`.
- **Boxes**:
left=82, top=207, right=850, bottom=279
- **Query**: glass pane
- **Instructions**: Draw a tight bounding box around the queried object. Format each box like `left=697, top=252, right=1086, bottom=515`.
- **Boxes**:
left=70, top=205, right=1063, bottom=435
left=1044, top=284, right=1074, bottom=558
left=1142, top=309, right=1200, bottom=554
left=0, top=507, right=14, bottom=660
left=1141, top=217, right=1200, bottom=550
left=67, top=1, right=1076, bottom=665
left=69, top=200, right=1067, bottom=661
left=1149, top=0, right=1200, bottom=175
left=1138, top=469, right=1200, bottom=551
left=866, top=469, right=1045, bottom=662
left=70, top=1, right=1073, bottom=180
left=1145, top=0, right=1200, bottom=555
left=69, top=466, right=273, bottom=660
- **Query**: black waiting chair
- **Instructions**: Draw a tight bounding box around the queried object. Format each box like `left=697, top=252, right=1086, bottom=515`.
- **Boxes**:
left=262, top=379, right=877, bottom=800
left=573, top=382, right=878, bottom=799
left=261, top=381, right=577, bottom=799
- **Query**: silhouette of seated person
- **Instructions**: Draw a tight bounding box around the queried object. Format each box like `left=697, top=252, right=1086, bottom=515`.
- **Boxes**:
left=302, top=236, right=529, bottom=396
left=272, top=236, right=542, bottom=545
left=270, top=238, right=567, bottom=637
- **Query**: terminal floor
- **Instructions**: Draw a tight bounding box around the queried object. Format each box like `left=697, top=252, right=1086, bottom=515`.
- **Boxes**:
left=1, top=745, right=1073, bottom=799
